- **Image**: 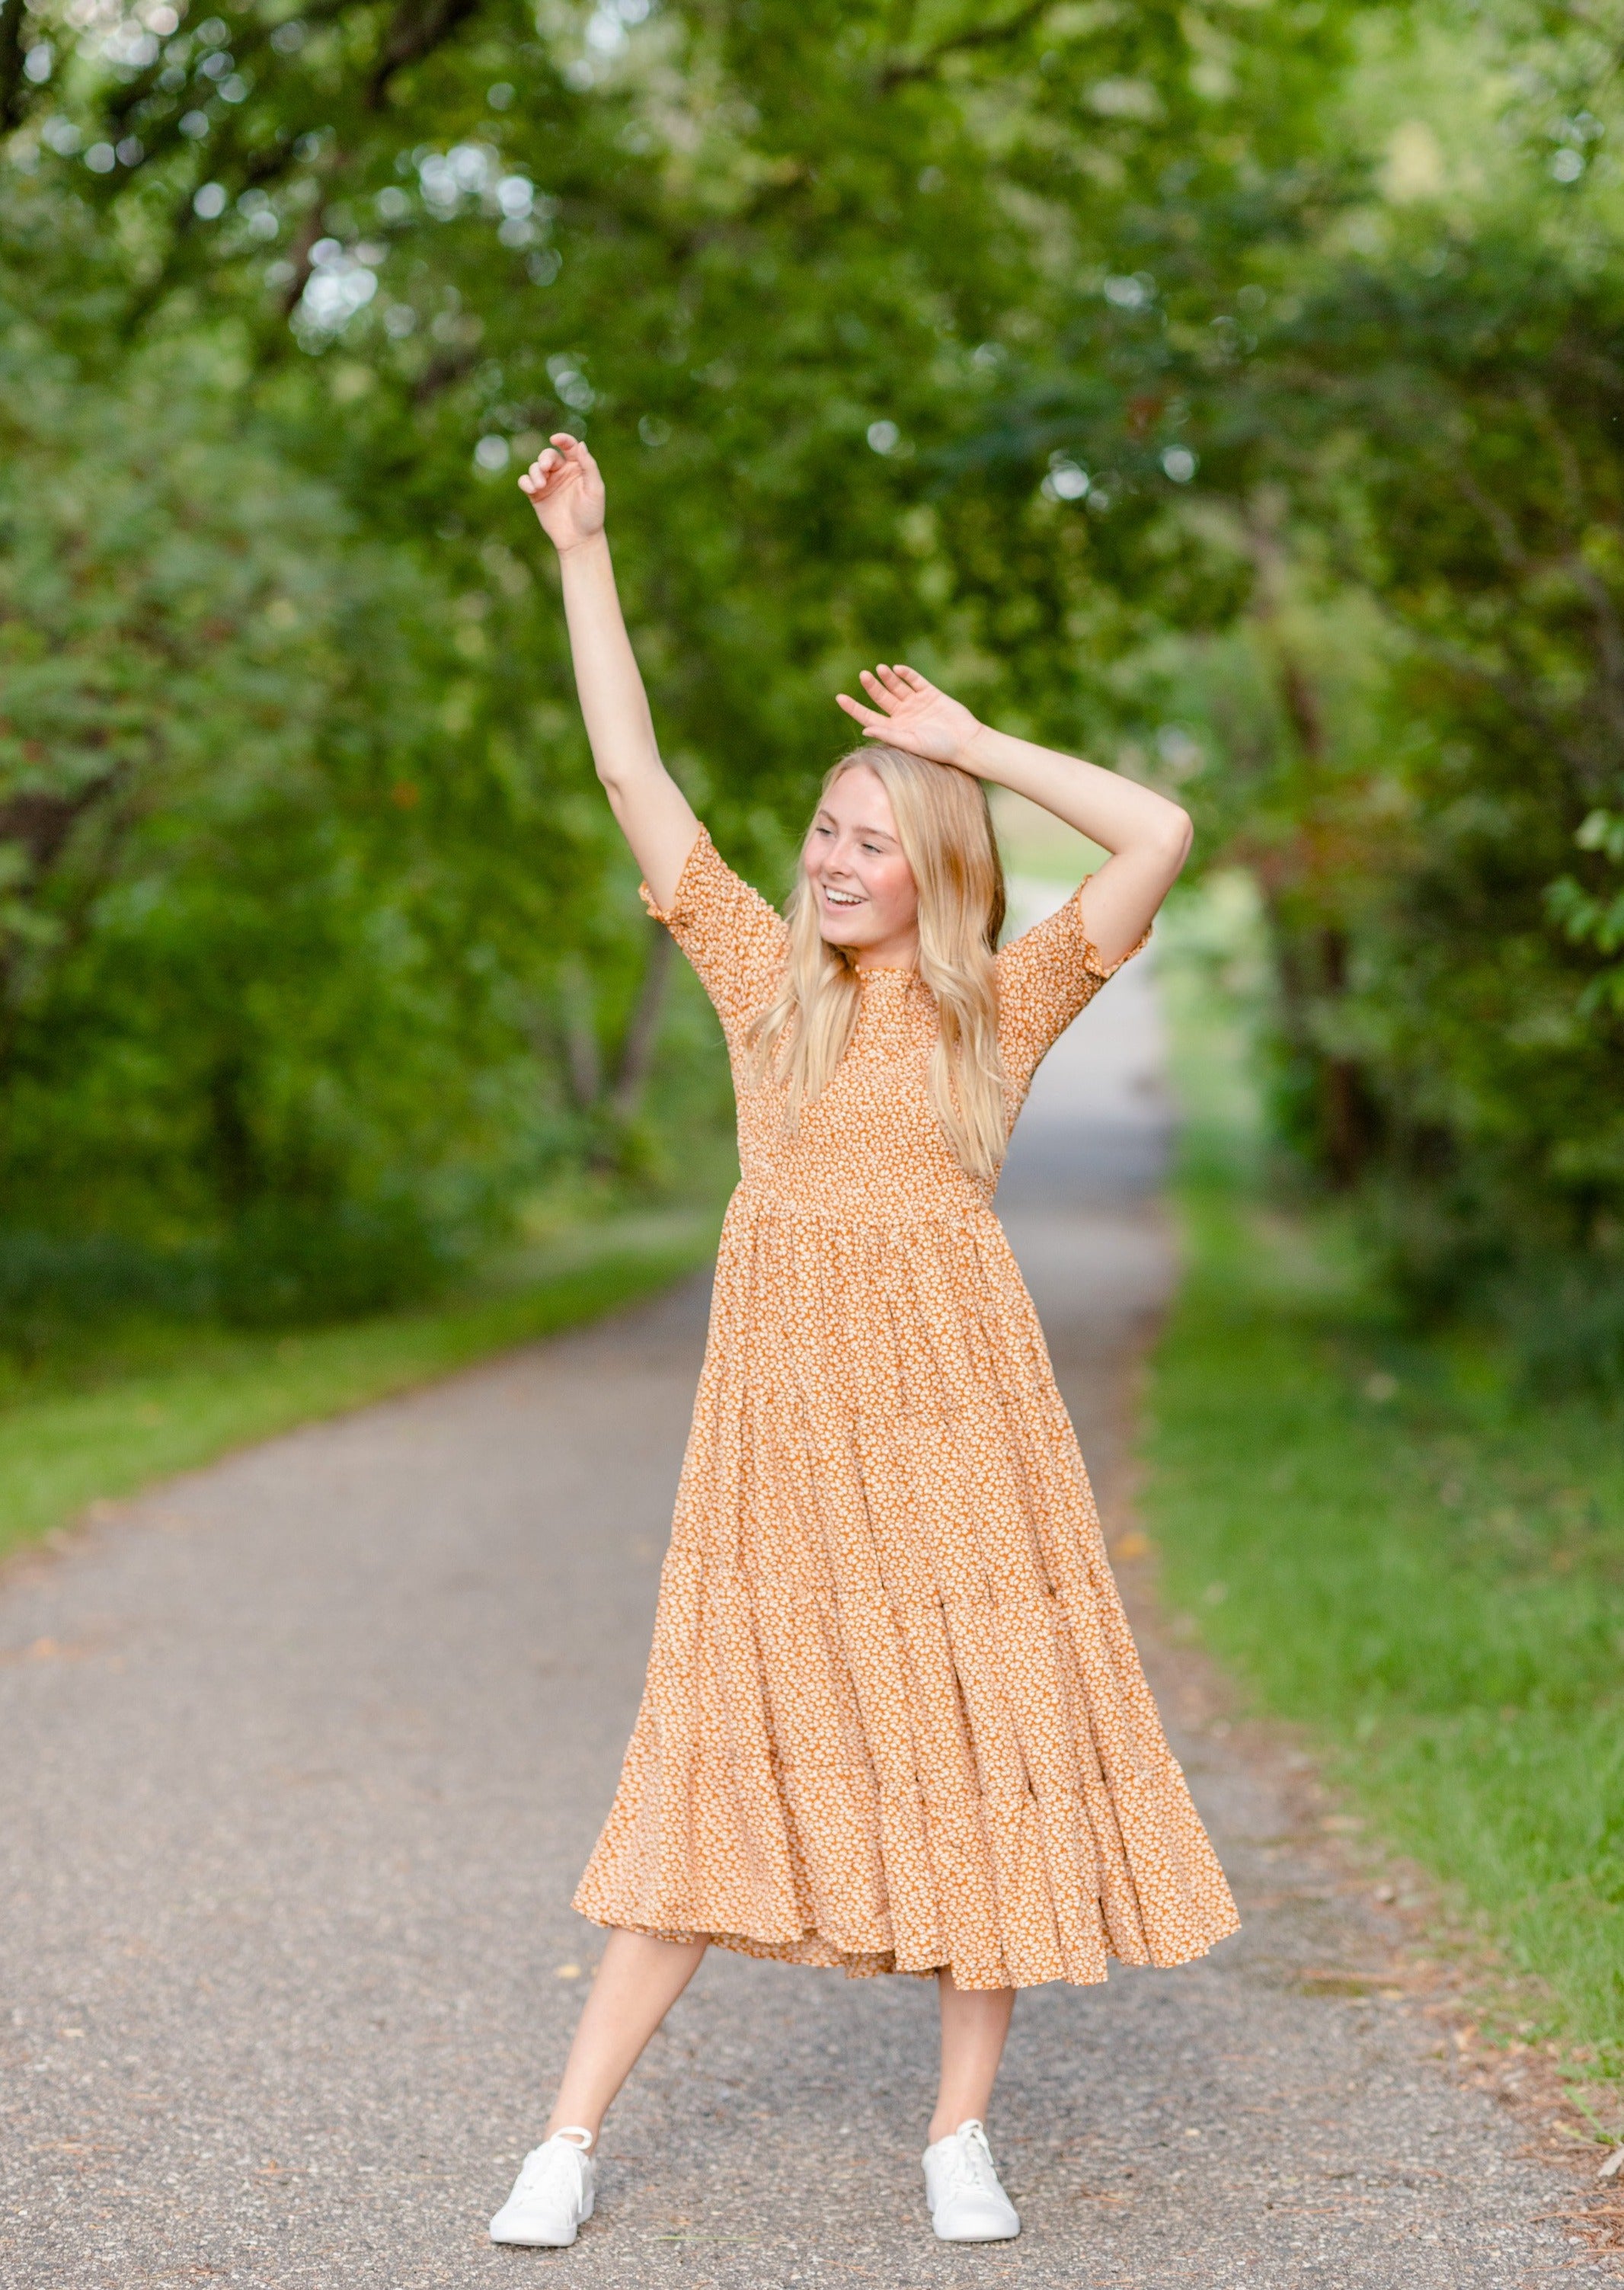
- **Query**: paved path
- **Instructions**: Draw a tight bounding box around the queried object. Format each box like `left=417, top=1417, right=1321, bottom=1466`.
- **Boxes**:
left=1, top=907, right=1603, bottom=2288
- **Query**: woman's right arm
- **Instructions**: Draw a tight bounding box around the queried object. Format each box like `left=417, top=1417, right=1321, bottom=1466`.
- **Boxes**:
left=519, top=433, right=699, bottom=909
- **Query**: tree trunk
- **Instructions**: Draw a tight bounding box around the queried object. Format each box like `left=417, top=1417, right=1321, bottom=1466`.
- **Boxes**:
left=556, top=956, right=604, bottom=1112
left=608, top=923, right=675, bottom=1124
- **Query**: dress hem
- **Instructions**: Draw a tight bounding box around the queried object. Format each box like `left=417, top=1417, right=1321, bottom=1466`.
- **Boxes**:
left=571, top=1899, right=1242, bottom=1991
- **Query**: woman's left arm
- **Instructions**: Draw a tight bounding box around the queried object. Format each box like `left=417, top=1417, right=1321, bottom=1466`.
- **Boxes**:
left=836, top=664, right=1191, bottom=965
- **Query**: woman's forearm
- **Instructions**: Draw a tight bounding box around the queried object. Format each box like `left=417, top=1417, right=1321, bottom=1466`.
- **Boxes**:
left=556, top=533, right=660, bottom=792
left=966, top=724, right=1191, bottom=964
left=554, top=533, right=699, bottom=904
left=963, top=724, right=1191, bottom=862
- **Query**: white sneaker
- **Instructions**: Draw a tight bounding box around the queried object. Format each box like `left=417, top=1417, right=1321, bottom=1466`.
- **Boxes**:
left=488, top=2128, right=596, bottom=2247
left=922, top=2119, right=1020, bottom=2242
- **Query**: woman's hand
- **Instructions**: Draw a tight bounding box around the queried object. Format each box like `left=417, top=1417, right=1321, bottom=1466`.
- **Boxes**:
left=519, top=433, right=606, bottom=554
left=835, top=664, right=985, bottom=770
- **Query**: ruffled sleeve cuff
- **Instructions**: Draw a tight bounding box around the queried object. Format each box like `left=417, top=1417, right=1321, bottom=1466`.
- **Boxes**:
left=1072, top=878, right=1152, bottom=980
left=635, top=824, right=789, bottom=1044
left=638, top=825, right=717, bottom=928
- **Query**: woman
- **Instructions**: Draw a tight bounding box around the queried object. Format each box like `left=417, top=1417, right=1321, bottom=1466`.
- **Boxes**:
left=490, top=433, right=1238, bottom=2251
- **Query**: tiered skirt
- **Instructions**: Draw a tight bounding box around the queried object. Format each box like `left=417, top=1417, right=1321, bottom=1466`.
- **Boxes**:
left=574, top=1194, right=1238, bottom=1989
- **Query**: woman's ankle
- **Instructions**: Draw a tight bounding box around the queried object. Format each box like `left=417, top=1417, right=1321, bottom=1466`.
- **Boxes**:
left=542, top=2116, right=599, bottom=2147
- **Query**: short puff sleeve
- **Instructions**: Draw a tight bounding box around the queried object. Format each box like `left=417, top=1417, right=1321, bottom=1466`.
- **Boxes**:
left=641, top=827, right=788, bottom=1051
left=996, top=879, right=1149, bottom=1093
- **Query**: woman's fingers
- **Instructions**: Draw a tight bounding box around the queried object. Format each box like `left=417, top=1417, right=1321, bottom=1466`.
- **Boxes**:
left=846, top=663, right=943, bottom=724
left=858, top=668, right=904, bottom=713
left=551, top=432, right=602, bottom=480
left=836, top=692, right=885, bottom=728
left=519, top=442, right=579, bottom=494
left=858, top=663, right=934, bottom=712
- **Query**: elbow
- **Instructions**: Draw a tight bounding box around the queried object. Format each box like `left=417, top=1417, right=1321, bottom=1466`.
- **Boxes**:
left=594, top=747, right=658, bottom=808
left=597, top=770, right=635, bottom=834
left=1157, top=803, right=1195, bottom=873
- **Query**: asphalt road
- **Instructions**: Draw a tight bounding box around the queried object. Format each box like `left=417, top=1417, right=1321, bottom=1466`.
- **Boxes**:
left=1, top=908, right=1604, bottom=2288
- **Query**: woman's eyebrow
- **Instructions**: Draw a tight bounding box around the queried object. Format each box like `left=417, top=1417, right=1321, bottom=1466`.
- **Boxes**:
left=820, top=811, right=897, bottom=841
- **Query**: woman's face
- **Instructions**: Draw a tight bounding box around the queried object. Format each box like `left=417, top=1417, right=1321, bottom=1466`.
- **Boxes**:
left=801, top=764, right=919, bottom=965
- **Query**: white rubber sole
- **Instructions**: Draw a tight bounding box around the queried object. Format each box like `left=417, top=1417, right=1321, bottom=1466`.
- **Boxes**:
left=489, top=2188, right=595, bottom=2247
left=930, top=2212, right=1020, bottom=2243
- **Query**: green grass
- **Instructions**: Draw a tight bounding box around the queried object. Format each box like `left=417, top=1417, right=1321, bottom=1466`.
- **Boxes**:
left=1143, top=883, right=1624, bottom=2103
left=0, top=1206, right=721, bottom=1566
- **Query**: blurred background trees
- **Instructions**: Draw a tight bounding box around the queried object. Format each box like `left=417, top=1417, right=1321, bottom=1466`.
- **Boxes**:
left=2, top=0, right=1621, bottom=1371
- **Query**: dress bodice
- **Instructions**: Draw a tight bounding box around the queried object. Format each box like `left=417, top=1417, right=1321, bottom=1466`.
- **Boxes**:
left=735, top=962, right=984, bottom=1216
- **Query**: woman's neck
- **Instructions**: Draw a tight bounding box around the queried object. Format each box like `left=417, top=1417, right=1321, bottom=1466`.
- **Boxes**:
left=848, top=926, right=919, bottom=972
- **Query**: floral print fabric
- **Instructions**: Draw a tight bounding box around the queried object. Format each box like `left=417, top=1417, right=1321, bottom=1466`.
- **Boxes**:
left=574, top=828, right=1239, bottom=1988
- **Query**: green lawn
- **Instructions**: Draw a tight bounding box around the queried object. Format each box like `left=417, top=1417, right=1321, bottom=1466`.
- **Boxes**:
left=0, top=1206, right=720, bottom=1566
left=1142, top=891, right=1624, bottom=2106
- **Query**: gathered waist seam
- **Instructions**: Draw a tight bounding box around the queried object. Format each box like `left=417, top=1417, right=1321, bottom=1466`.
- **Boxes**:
left=727, top=1188, right=997, bottom=1230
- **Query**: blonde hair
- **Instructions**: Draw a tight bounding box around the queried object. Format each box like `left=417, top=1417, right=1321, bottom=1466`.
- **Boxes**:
left=748, top=745, right=1009, bottom=1179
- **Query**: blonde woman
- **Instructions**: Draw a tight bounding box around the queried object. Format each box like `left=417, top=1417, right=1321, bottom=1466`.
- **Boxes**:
left=491, top=433, right=1239, bottom=2250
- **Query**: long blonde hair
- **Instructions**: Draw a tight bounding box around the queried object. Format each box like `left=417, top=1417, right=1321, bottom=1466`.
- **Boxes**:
left=747, top=745, right=1009, bottom=1179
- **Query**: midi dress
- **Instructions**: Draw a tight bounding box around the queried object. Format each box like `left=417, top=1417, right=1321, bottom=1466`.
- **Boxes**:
left=574, top=827, right=1239, bottom=1991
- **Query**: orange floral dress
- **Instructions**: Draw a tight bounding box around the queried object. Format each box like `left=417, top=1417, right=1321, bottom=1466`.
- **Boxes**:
left=574, top=829, right=1238, bottom=1990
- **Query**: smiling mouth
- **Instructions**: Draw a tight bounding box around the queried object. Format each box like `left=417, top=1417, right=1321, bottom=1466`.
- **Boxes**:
left=822, top=887, right=864, bottom=908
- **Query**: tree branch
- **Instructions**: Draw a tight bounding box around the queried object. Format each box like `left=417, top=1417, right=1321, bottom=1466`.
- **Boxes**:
left=0, top=0, right=30, bottom=134
left=555, top=957, right=603, bottom=1111
left=409, top=344, right=482, bottom=406
left=103, top=0, right=353, bottom=138
left=878, top=0, right=1053, bottom=89
left=366, top=0, right=484, bottom=110
left=609, top=923, right=675, bottom=1122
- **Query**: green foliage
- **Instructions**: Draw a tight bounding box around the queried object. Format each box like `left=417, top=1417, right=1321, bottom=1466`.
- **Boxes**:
left=0, top=323, right=587, bottom=1308
left=1264, top=225, right=1624, bottom=1316
left=1108, top=7, right=1624, bottom=1359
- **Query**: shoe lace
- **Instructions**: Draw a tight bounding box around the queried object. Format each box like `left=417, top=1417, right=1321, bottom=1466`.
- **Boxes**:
left=516, top=2133, right=589, bottom=2196
left=941, top=2121, right=999, bottom=2199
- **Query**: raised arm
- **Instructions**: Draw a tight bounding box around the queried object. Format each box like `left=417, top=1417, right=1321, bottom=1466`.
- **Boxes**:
left=836, top=664, right=1191, bottom=965
left=519, top=434, right=699, bottom=909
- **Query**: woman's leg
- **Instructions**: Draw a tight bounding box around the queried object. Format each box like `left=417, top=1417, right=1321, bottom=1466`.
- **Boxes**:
left=930, top=1969, right=1016, bottom=2141
left=545, top=1930, right=708, bottom=2143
